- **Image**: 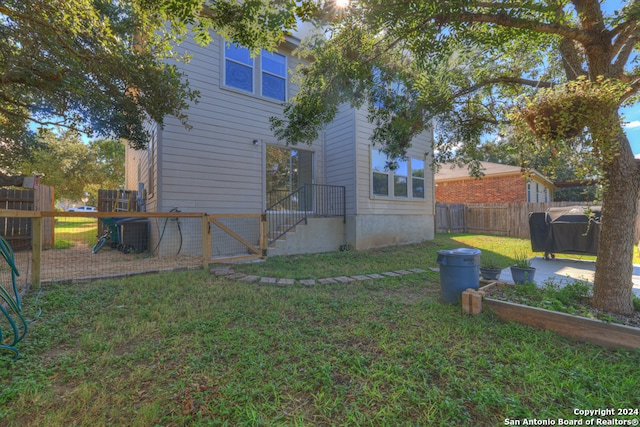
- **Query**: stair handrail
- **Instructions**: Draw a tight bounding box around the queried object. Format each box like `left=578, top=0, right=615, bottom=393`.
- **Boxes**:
left=265, top=184, right=346, bottom=244
left=265, top=185, right=309, bottom=244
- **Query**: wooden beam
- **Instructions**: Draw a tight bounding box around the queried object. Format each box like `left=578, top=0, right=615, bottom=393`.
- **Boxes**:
left=209, top=217, right=260, bottom=255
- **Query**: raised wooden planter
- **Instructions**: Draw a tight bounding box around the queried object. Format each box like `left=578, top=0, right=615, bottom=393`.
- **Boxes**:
left=463, top=282, right=640, bottom=351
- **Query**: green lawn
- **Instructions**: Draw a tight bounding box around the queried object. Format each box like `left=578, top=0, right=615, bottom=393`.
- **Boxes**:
left=48, top=218, right=99, bottom=249
left=1, top=234, right=639, bottom=426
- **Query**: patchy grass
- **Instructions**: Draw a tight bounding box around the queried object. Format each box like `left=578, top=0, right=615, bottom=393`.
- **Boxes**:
left=48, top=219, right=98, bottom=249
left=450, top=233, right=640, bottom=265
left=1, top=234, right=639, bottom=426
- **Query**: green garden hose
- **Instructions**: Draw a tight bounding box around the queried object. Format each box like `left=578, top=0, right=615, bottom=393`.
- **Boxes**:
left=0, top=236, right=29, bottom=359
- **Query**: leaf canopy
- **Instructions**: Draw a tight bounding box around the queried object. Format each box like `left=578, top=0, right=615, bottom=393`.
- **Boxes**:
left=0, top=0, right=305, bottom=152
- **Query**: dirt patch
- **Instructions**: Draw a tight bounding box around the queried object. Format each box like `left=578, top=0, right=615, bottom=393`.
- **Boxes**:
left=9, top=243, right=204, bottom=292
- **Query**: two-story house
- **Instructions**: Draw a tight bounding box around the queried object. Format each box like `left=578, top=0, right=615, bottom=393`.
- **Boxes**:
left=125, top=31, right=435, bottom=258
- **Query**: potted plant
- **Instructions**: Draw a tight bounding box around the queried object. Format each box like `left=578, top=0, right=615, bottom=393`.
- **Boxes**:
left=480, top=252, right=504, bottom=281
left=510, top=251, right=536, bottom=284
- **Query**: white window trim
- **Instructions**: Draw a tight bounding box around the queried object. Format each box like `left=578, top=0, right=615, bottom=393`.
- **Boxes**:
left=222, top=44, right=288, bottom=103
left=370, top=149, right=426, bottom=200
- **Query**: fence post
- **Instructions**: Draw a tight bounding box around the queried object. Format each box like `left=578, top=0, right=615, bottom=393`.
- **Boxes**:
left=201, top=214, right=211, bottom=270
left=31, top=215, right=42, bottom=288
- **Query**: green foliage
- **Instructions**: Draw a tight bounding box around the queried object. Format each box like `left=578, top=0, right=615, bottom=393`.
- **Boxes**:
left=510, top=76, right=630, bottom=185
left=271, top=1, right=636, bottom=174
left=270, top=1, right=640, bottom=314
left=480, top=251, right=505, bottom=270
left=13, top=130, right=124, bottom=201
left=512, top=251, right=532, bottom=269
left=0, top=0, right=306, bottom=153
left=492, top=279, right=605, bottom=318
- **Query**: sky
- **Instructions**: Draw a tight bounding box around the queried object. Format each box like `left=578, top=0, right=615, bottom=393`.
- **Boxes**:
left=602, top=1, right=640, bottom=156
left=622, top=105, right=640, bottom=157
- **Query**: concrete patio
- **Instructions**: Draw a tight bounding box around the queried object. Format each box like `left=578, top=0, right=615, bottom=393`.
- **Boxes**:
left=498, top=256, right=640, bottom=297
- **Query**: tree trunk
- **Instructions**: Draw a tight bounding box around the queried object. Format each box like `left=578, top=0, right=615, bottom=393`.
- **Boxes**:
left=592, top=127, right=640, bottom=315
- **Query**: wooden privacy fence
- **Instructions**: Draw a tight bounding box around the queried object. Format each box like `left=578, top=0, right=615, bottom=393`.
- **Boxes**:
left=437, top=202, right=597, bottom=238
left=97, top=189, right=139, bottom=212
left=0, top=186, right=54, bottom=250
left=435, top=203, right=465, bottom=233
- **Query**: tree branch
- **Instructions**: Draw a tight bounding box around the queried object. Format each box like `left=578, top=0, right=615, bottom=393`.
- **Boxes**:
left=431, top=11, right=591, bottom=44
left=620, top=78, right=640, bottom=103
left=612, top=29, right=640, bottom=76
left=0, top=4, right=93, bottom=62
left=570, top=0, right=605, bottom=32
left=608, top=0, right=640, bottom=38
left=0, top=67, right=71, bottom=86
left=452, top=76, right=553, bottom=99
left=611, top=21, right=638, bottom=59
left=559, top=38, right=587, bottom=80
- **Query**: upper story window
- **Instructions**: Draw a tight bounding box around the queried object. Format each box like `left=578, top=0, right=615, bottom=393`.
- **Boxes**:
left=224, top=44, right=287, bottom=101
left=225, top=44, right=254, bottom=93
left=371, top=67, right=408, bottom=109
left=261, top=51, right=286, bottom=101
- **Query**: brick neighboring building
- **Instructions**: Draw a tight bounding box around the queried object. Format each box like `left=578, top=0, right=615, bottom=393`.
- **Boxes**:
left=435, top=161, right=555, bottom=203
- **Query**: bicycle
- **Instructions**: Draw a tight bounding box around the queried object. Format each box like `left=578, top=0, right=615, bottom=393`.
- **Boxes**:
left=91, top=217, right=119, bottom=254
left=91, top=227, right=111, bottom=254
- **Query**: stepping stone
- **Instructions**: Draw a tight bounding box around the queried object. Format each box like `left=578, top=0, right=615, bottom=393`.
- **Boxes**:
left=239, top=275, right=260, bottom=283
left=429, top=267, right=440, bottom=272
left=394, top=270, right=413, bottom=275
left=409, top=268, right=427, bottom=273
left=318, top=278, right=337, bottom=284
left=334, top=276, right=354, bottom=284
left=350, top=275, right=370, bottom=281
left=366, top=274, right=384, bottom=279
left=211, top=267, right=234, bottom=276
left=382, top=272, right=400, bottom=277
left=260, top=277, right=277, bottom=284
left=277, top=278, right=295, bottom=286
left=225, top=273, right=247, bottom=280
left=299, top=279, right=316, bottom=286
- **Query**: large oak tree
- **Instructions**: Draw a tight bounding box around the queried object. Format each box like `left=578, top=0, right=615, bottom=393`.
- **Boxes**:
left=0, top=0, right=309, bottom=186
left=272, top=0, right=640, bottom=314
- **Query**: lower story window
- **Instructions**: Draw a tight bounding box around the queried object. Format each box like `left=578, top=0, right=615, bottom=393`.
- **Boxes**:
left=412, top=158, right=425, bottom=198
left=372, top=149, right=425, bottom=199
left=372, top=149, right=390, bottom=196
left=393, top=159, right=408, bottom=198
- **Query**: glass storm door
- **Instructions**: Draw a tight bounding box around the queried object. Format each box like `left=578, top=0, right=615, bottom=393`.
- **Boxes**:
left=266, top=146, right=313, bottom=209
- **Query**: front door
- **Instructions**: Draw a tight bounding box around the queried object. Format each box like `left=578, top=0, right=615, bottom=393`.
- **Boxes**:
left=266, top=146, right=313, bottom=209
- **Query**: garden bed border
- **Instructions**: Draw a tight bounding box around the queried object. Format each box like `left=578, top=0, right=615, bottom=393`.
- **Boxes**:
left=462, top=281, right=640, bottom=350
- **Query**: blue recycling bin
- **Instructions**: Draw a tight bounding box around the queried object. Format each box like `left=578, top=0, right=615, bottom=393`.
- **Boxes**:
left=436, top=248, right=481, bottom=304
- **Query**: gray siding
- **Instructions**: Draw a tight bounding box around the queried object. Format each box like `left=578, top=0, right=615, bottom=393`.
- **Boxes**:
left=158, top=35, right=324, bottom=214
left=324, top=104, right=357, bottom=215
left=125, top=121, right=160, bottom=212
left=353, top=107, right=433, bottom=216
